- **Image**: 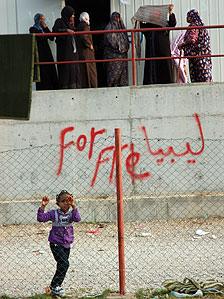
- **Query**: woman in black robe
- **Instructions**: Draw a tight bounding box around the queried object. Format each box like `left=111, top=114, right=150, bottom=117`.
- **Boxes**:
left=77, top=12, right=98, bottom=88
left=140, top=5, right=177, bottom=85
left=29, top=13, right=58, bottom=90
left=52, top=6, right=80, bottom=89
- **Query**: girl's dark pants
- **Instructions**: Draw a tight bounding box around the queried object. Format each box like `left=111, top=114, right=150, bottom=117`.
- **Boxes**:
left=50, top=243, right=70, bottom=288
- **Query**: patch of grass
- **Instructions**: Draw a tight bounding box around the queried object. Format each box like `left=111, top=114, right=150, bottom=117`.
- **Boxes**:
left=0, top=294, right=52, bottom=299
left=80, top=289, right=111, bottom=299
left=0, top=296, right=16, bottom=299
left=136, top=288, right=148, bottom=299
left=27, top=295, right=52, bottom=299
left=136, top=288, right=169, bottom=299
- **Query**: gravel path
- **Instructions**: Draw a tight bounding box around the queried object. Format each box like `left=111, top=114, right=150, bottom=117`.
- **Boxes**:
left=1, top=217, right=224, bottom=297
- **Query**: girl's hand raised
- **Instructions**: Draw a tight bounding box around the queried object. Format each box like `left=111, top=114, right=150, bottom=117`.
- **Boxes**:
left=41, top=196, right=49, bottom=208
left=67, top=195, right=76, bottom=209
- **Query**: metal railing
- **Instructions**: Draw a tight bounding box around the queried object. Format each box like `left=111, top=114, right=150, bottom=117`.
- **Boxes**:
left=35, top=24, right=224, bottom=86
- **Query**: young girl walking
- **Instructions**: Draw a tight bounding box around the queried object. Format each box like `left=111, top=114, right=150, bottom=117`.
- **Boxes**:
left=37, top=190, right=81, bottom=297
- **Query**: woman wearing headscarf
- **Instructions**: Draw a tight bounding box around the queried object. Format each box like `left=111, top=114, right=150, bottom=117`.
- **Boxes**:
left=179, top=9, right=212, bottom=83
left=77, top=12, right=98, bottom=88
left=140, top=4, right=177, bottom=85
left=104, top=12, right=129, bottom=87
left=29, top=14, right=58, bottom=90
left=171, top=31, right=188, bottom=83
left=52, top=6, right=80, bottom=89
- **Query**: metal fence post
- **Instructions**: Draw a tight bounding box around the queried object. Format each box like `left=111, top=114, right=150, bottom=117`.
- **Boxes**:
left=115, top=128, right=126, bottom=295
left=131, top=31, right=137, bottom=86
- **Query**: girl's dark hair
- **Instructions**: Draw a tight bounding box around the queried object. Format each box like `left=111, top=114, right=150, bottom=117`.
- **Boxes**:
left=56, top=190, right=71, bottom=203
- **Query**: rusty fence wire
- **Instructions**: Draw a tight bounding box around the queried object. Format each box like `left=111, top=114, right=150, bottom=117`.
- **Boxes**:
left=0, top=132, right=224, bottom=297
left=0, top=137, right=119, bottom=297
left=121, top=134, right=224, bottom=291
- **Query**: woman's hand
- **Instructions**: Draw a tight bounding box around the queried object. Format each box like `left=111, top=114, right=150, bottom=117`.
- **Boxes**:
left=178, top=43, right=184, bottom=50
left=169, top=4, right=174, bottom=15
left=41, top=21, right=47, bottom=29
left=67, top=29, right=74, bottom=33
left=40, top=16, right=47, bottom=29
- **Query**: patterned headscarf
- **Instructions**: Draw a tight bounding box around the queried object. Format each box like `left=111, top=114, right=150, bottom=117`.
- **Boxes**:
left=105, top=12, right=129, bottom=53
left=184, top=9, right=211, bottom=58
left=187, top=9, right=204, bottom=26
left=109, top=12, right=126, bottom=30
left=132, top=5, right=170, bottom=28
left=33, top=13, right=44, bottom=32
left=79, top=12, right=90, bottom=25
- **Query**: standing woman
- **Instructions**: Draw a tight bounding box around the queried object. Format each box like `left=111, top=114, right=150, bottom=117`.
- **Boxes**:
left=179, top=9, right=212, bottom=83
left=29, top=14, right=58, bottom=90
left=171, top=31, right=188, bottom=83
left=140, top=4, right=177, bottom=85
left=104, top=12, right=129, bottom=87
left=52, top=6, right=80, bottom=89
left=77, top=12, right=98, bottom=88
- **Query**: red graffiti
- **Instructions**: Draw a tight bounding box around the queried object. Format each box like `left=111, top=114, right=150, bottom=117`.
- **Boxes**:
left=91, top=145, right=115, bottom=187
left=88, top=128, right=106, bottom=160
left=156, top=158, right=164, bottom=165
left=109, top=144, right=129, bottom=183
left=57, top=126, right=106, bottom=176
left=187, top=159, right=196, bottom=164
left=76, top=134, right=87, bottom=151
left=56, top=113, right=205, bottom=187
left=91, top=143, right=150, bottom=187
left=57, top=127, right=75, bottom=176
left=141, top=113, right=204, bottom=158
left=126, top=143, right=151, bottom=180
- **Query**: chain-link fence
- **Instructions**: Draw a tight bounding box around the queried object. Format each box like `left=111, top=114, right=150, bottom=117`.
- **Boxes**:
left=122, top=135, right=224, bottom=291
left=0, top=138, right=119, bottom=297
left=0, top=130, right=224, bottom=297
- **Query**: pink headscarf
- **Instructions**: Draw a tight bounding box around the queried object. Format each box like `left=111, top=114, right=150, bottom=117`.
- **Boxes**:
left=171, top=32, right=188, bottom=83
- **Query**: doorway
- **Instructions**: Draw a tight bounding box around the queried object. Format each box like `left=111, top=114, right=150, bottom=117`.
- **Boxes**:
left=65, top=0, right=111, bottom=87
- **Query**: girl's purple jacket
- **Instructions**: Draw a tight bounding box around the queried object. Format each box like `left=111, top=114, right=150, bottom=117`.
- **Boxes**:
left=37, top=207, right=81, bottom=247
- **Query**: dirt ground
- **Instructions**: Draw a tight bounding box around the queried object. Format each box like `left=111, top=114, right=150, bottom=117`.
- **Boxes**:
left=1, top=217, right=224, bottom=297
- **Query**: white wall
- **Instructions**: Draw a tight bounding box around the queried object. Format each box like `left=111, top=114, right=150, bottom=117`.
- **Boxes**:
left=0, top=0, right=62, bottom=34
left=0, top=0, right=17, bottom=33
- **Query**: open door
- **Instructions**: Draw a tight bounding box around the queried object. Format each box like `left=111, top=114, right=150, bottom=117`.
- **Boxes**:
left=65, top=0, right=111, bottom=87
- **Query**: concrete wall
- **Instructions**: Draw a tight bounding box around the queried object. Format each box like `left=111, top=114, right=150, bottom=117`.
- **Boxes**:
left=0, top=83, right=224, bottom=224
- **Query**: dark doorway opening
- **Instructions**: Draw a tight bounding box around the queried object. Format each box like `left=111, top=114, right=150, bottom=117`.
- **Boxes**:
left=65, top=0, right=111, bottom=87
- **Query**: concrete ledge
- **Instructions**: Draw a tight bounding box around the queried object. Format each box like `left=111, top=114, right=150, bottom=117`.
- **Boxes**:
left=0, top=193, right=224, bottom=225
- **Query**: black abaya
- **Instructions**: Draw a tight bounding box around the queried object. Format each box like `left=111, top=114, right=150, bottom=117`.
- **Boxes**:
left=52, top=12, right=80, bottom=89
left=29, top=26, right=58, bottom=90
left=141, top=13, right=177, bottom=85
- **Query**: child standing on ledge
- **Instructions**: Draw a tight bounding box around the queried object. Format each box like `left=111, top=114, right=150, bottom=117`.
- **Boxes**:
left=37, top=190, right=81, bottom=297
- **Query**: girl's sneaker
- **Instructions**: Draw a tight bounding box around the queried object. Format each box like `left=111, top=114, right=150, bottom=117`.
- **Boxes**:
left=51, top=286, right=65, bottom=297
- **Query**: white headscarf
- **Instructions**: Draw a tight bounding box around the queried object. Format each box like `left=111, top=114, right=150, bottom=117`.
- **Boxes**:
left=79, top=12, right=90, bottom=25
